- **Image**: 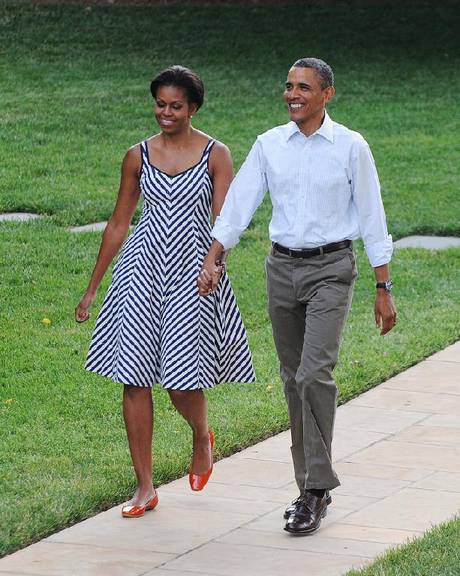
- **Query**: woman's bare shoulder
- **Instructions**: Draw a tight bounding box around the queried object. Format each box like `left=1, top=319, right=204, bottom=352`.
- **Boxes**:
left=122, top=143, right=140, bottom=164
left=124, top=135, right=160, bottom=162
left=143, top=134, right=162, bottom=151
left=192, top=130, right=227, bottom=151
left=208, top=138, right=232, bottom=161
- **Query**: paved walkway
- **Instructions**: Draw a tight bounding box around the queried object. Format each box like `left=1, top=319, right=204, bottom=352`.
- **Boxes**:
left=1, top=342, right=459, bottom=576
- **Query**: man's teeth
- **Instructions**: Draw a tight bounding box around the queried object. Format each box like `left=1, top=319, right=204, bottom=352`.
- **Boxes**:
left=290, top=103, right=303, bottom=109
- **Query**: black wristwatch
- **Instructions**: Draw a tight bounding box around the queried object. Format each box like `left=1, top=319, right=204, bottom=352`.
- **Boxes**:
left=376, top=280, right=393, bottom=293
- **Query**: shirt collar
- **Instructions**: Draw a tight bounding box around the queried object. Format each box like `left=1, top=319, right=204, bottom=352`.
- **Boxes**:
left=285, top=111, right=334, bottom=143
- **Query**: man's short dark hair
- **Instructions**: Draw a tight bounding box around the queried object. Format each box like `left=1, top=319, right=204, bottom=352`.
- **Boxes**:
left=150, top=65, right=204, bottom=110
left=292, top=58, right=334, bottom=89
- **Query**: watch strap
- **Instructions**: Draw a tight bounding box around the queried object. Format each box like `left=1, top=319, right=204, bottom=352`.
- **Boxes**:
left=376, top=280, right=393, bottom=292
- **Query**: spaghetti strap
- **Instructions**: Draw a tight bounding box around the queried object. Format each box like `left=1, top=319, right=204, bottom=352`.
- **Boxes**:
left=139, top=140, right=149, bottom=165
left=203, top=139, right=215, bottom=156
left=203, top=139, right=215, bottom=171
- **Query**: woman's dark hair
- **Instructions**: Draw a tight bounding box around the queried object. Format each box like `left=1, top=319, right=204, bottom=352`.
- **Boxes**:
left=150, top=65, right=204, bottom=110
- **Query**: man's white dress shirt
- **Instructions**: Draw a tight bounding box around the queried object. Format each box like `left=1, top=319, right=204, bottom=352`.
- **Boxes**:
left=212, top=112, right=393, bottom=267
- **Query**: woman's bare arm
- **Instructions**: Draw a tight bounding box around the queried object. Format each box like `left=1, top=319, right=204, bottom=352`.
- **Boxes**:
left=75, top=146, right=141, bottom=322
left=197, top=142, right=233, bottom=295
left=209, top=142, right=233, bottom=222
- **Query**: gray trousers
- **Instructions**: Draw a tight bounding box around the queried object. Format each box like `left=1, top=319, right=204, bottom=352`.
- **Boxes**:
left=266, top=244, right=357, bottom=492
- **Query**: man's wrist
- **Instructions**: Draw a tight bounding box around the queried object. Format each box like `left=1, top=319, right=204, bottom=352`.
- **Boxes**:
left=215, top=250, right=229, bottom=266
left=376, top=280, right=393, bottom=293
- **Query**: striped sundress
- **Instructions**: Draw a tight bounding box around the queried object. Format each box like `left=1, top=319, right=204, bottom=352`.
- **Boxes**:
left=85, top=139, right=255, bottom=390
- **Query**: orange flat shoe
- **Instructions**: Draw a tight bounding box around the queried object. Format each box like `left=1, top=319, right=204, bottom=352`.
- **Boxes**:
left=121, top=492, right=159, bottom=518
left=189, top=430, right=214, bottom=492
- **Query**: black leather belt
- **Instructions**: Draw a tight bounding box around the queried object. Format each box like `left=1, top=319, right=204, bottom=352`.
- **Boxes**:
left=273, top=240, right=352, bottom=258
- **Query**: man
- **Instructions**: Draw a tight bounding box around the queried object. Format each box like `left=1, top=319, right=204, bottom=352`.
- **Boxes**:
left=198, top=58, right=396, bottom=535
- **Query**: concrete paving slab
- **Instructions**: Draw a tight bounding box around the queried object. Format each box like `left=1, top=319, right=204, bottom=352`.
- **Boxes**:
left=160, top=541, right=367, bottom=576
left=318, top=523, right=422, bottom=545
left=0, top=572, right=43, bottom=576
left=0, top=542, right=172, bottom=576
left=340, top=487, right=460, bottom=532
left=240, top=426, right=389, bottom=463
left=208, top=455, right=293, bottom=488
left=332, top=427, right=390, bottom=460
left=394, top=235, right=460, bottom=249
left=332, top=474, right=410, bottom=500
left=333, top=460, right=433, bottom=482
left=349, top=440, right=460, bottom=472
left=328, top=493, right=380, bottom=512
left=426, top=342, right=460, bottom=363
left=46, top=504, right=254, bottom=556
left=350, top=387, right=460, bottom=414
left=411, top=471, right=460, bottom=493
left=68, top=222, right=108, bottom=233
left=393, top=424, right=460, bottom=447
left=418, top=414, right=460, bottom=429
left=143, top=570, right=219, bottom=576
left=215, top=527, right=389, bottom=558
left=0, top=212, right=42, bottom=222
left=159, top=480, right=297, bottom=504
left=155, top=489, right=280, bottom=516
left=233, top=430, right=291, bottom=462
left=68, top=222, right=136, bottom=233
left=381, top=360, right=460, bottom=394
left=334, top=404, right=428, bottom=433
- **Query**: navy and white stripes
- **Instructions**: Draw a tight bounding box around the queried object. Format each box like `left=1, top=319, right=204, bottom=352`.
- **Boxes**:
left=85, top=139, right=255, bottom=389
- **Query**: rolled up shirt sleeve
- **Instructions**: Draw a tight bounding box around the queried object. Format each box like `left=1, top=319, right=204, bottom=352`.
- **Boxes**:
left=351, top=138, right=393, bottom=267
left=212, top=138, right=268, bottom=250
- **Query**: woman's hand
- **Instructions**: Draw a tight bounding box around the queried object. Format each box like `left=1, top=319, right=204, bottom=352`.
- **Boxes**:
left=197, top=256, right=223, bottom=296
left=75, top=291, right=96, bottom=323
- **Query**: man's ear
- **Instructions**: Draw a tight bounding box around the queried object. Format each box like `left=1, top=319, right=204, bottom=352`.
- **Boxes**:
left=324, top=86, right=335, bottom=104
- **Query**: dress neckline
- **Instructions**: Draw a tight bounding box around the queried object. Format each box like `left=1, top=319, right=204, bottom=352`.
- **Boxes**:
left=144, top=139, right=213, bottom=178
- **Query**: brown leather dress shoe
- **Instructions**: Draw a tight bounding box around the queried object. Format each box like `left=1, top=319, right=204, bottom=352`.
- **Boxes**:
left=284, top=491, right=328, bottom=535
left=283, top=490, right=331, bottom=519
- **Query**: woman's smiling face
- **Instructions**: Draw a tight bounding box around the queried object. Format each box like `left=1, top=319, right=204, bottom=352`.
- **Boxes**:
left=154, top=85, right=196, bottom=134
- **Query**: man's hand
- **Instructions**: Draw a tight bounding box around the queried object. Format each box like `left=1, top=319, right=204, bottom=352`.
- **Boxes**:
left=374, top=292, right=397, bottom=335
left=197, top=239, right=226, bottom=296
left=197, top=256, right=223, bottom=296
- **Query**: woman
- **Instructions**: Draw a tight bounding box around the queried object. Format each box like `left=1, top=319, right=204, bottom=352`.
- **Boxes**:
left=75, top=65, right=255, bottom=518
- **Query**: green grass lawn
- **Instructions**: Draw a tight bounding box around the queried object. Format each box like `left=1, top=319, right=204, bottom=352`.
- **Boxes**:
left=1, top=0, right=459, bottom=559
left=347, top=516, right=460, bottom=576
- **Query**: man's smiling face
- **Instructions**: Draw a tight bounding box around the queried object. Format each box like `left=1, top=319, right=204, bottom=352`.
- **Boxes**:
left=283, top=66, right=335, bottom=130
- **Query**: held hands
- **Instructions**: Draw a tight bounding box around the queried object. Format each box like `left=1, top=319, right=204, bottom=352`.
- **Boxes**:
left=75, top=291, right=96, bottom=323
left=197, top=256, right=224, bottom=296
left=374, top=292, right=397, bottom=336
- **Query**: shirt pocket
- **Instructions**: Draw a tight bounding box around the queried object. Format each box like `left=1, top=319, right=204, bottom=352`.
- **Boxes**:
left=265, top=152, right=300, bottom=209
left=309, top=158, right=351, bottom=216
